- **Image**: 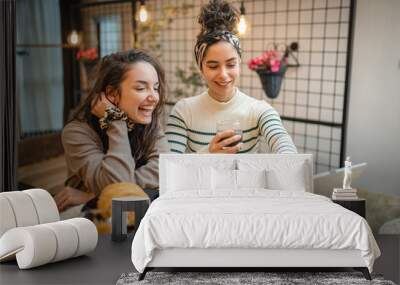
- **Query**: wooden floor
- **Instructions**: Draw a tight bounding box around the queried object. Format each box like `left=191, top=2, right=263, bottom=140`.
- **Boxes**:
left=17, top=155, right=67, bottom=195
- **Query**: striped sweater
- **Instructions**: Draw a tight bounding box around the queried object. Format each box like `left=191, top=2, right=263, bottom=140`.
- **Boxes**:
left=166, top=89, right=297, bottom=154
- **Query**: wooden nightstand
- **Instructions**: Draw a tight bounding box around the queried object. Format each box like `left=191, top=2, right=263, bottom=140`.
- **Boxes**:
left=332, top=198, right=366, bottom=218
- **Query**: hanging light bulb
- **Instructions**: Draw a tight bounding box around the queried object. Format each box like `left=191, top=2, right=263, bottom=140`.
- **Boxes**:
left=67, top=30, right=80, bottom=46
left=238, top=15, right=247, bottom=35
left=237, top=1, right=247, bottom=36
left=138, top=0, right=149, bottom=23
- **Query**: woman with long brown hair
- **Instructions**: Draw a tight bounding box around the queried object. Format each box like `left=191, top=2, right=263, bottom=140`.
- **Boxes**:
left=57, top=49, right=169, bottom=212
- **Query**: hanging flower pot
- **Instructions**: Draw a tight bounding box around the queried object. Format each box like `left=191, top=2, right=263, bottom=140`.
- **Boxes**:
left=247, top=43, right=300, bottom=99
left=76, top=48, right=99, bottom=93
left=83, top=60, right=99, bottom=79
left=255, top=65, right=287, bottom=99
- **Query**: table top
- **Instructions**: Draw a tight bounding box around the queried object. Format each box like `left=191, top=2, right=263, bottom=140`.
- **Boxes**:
left=332, top=198, right=366, bottom=202
left=0, top=234, right=134, bottom=285
left=113, top=196, right=149, bottom=202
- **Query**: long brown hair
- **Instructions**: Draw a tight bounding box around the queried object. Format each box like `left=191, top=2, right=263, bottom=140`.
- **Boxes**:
left=72, top=49, right=166, bottom=165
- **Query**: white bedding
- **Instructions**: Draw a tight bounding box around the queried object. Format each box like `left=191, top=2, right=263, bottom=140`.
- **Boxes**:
left=131, top=190, right=380, bottom=273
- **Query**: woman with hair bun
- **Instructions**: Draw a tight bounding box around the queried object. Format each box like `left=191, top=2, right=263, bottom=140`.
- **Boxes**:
left=166, top=0, right=297, bottom=154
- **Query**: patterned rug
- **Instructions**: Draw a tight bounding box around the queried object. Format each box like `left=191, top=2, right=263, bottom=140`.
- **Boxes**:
left=116, top=271, right=396, bottom=285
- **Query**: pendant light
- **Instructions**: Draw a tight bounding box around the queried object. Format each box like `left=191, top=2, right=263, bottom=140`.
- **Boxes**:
left=138, top=0, right=149, bottom=23
left=67, top=30, right=80, bottom=47
left=237, top=1, right=247, bottom=36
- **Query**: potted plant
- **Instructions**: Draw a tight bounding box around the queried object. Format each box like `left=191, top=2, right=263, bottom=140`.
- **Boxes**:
left=247, top=49, right=288, bottom=99
left=76, top=47, right=99, bottom=92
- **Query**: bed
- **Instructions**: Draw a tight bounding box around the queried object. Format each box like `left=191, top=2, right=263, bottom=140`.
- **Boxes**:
left=131, top=154, right=380, bottom=280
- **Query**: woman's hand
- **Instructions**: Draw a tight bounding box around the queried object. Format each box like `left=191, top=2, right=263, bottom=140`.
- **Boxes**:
left=54, top=187, right=95, bottom=212
left=91, top=93, right=116, bottom=118
left=208, top=130, right=242, bottom=153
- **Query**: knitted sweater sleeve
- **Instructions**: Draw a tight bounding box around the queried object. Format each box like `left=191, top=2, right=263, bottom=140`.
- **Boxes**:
left=134, top=131, right=170, bottom=190
left=165, top=100, right=189, bottom=153
left=63, top=120, right=169, bottom=193
left=257, top=103, right=298, bottom=154
left=62, top=120, right=136, bottom=195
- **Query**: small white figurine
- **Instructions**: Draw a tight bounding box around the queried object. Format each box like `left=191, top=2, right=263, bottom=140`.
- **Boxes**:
left=343, top=156, right=352, bottom=190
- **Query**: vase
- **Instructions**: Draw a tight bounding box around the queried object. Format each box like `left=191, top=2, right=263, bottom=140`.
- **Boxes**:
left=256, top=65, right=287, bottom=99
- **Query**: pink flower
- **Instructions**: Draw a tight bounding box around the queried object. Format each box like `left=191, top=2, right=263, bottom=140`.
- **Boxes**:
left=271, top=62, right=281, bottom=72
left=76, top=50, right=83, bottom=60
left=248, top=48, right=287, bottom=72
left=76, top=48, right=98, bottom=61
left=254, top=57, right=263, bottom=65
left=270, top=50, right=279, bottom=58
left=261, top=52, right=270, bottom=61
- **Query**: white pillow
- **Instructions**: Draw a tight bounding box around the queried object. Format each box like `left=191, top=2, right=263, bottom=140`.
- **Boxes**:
left=237, top=158, right=311, bottom=192
left=211, top=169, right=268, bottom=191
left=212, top=168, right=237, bottom=190
left=236, top=169, right=268, bottom=189
left=167, top=162, right=212, bottom=191
left=266, top=167, right=306, bottom=191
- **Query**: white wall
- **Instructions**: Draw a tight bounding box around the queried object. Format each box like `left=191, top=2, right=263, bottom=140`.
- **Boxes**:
left=346, top=0, right=400, bottom=196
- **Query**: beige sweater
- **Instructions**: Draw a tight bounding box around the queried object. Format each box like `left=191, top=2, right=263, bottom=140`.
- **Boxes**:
left=62, top=120, right=169, bottom=195
left=167, top=89, right=297, bottom=154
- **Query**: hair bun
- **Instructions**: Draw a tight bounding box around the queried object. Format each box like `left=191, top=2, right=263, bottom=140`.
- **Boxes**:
left=198, top=0, right=239, bottom=37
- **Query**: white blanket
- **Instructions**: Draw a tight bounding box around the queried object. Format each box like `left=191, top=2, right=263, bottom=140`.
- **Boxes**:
left=131, top=190, right=380, bottom=273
